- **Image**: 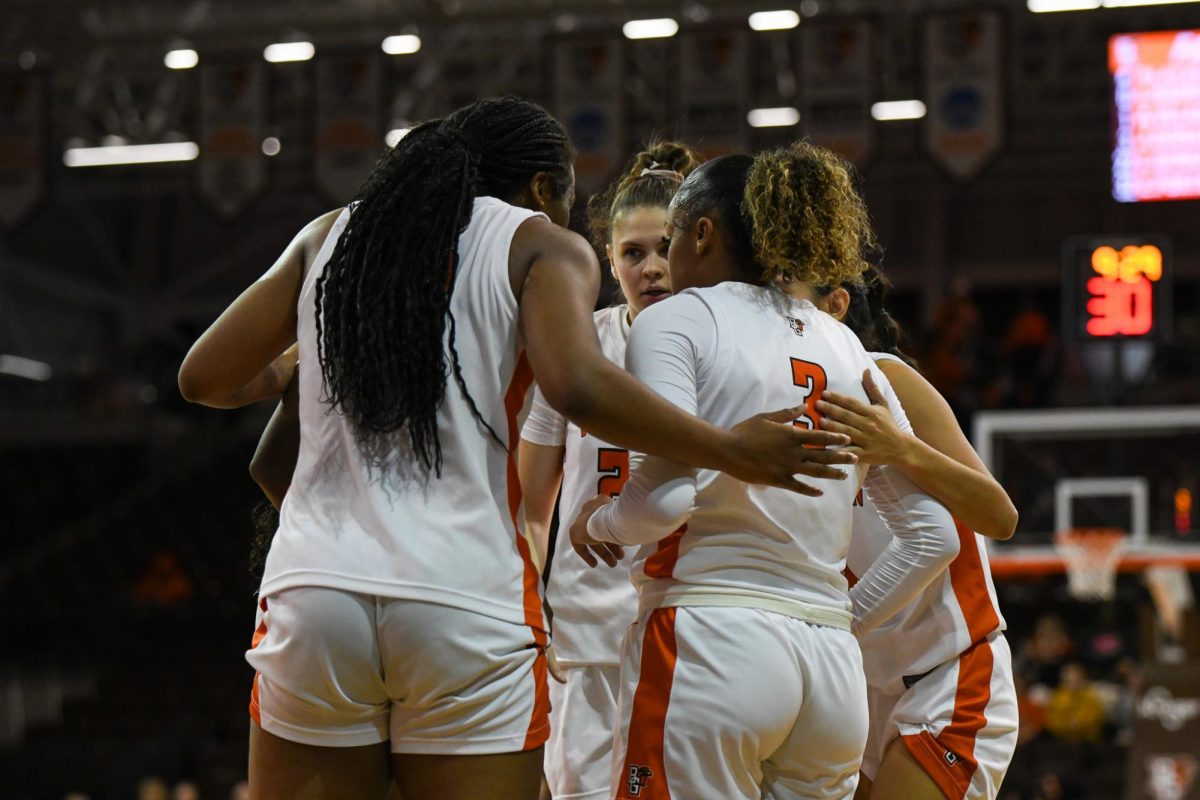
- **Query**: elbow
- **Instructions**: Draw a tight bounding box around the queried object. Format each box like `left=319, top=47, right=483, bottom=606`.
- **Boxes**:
left=981, top=502, right=1019, bottom=542
left=540, top=377, right=596, bottom=428
left=934, top=528, right=961, bottom=568
left=178, top=356, right=217, bottom=406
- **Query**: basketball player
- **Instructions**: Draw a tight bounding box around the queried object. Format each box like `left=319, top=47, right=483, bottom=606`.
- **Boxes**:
left=177, top=98, right=855, bottom=800
left=795, top=272, right=1018, bottom=800
left=519, top=141, right=703, bottom=800
left=570, top=142, right=960, bottom=800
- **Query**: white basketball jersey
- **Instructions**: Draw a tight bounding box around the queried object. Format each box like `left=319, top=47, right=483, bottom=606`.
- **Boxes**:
left=616, top=283, right=891, bottom=619
left=521, top=306, right=638, bottom=666
left=260, top=197, right=547, bottom=635
left=849, top=354, right=1007, bottom=694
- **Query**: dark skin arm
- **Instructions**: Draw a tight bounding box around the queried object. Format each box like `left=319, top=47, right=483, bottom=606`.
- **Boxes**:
left=178, top=209, right=341, bottom=408
left=512, top=216, right=856, bottom=495
left=250, top=367, right=302, bottom=510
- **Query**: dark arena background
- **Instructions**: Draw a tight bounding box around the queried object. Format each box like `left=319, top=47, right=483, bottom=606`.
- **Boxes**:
left=2, top=1, right=1200, bottom=799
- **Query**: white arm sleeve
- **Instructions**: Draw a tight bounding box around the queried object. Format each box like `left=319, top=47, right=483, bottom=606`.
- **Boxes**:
left=850, top=364, right=961, bottom=635
left=520, top=384, right=567, bottom=447
left=586, top=295, right=714, bottom=546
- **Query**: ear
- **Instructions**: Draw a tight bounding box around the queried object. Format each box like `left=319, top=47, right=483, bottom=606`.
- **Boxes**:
left=528, top=171, right=555, bottom=211
left=694, top=216, right=715, bottom=256
left=826, top=287, right=852, bottom=321
left=606, top=243, right=617, bottom=281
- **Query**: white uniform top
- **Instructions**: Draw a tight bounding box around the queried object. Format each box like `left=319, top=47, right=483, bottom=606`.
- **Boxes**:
left=848, top=353, right=1007, bottom=695
left=587, top=283, right=958, bottom=630
left=520, top=306, right=639, bottom=666
left=260, top=197, right=547, bottom=635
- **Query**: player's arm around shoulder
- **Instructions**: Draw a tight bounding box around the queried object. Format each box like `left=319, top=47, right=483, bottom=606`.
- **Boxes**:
left=878, top=359, right=1018, bottom=540
left=178, top=209, right=343, bottom=408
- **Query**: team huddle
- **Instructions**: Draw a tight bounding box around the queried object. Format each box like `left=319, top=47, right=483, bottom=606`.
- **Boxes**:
left=179, top=97, right=1020, bottom=800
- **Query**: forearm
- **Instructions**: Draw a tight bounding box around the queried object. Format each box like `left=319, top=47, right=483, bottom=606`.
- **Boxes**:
left=553, top=362, right=733, bottom=473
left=851, top=466, right=960, bottom=634
left=895, top=437, right=1017, bottom=540
left=587, top=456, right=695, bottom=546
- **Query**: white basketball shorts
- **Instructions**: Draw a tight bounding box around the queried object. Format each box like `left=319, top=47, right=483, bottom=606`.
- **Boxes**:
left=245, top=587, right=549, bottom=754
left=610, top=606, right=868, bottom=800
left=545, top=663, right=623, bottom=799
left=861, top=633, right=1017, bottom=800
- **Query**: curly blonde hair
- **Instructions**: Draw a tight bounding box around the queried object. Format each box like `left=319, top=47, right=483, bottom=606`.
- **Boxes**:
left=744, top=141, right=877, bottom=287
left=587, top=140, right=705, bottom=251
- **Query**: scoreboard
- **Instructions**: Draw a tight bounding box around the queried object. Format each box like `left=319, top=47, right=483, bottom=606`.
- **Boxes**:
left=1063, top=237, right=1172, bottom=342
left=1110, top=29, right=1200, bottom=203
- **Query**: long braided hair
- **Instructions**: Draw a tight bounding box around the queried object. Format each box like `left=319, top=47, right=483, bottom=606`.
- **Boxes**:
left=315, top=97, right=574, bottom=475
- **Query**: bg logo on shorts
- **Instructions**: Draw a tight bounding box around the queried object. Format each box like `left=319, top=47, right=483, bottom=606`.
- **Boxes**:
left=627, top=765, right=654, bottom=796
left=943, top=750, right=959, bottom=766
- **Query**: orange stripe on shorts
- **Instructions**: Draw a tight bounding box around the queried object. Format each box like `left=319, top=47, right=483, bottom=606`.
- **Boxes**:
left=617, top=608, right=678, bottom=800
left=902, top=638, right=995, bottom=799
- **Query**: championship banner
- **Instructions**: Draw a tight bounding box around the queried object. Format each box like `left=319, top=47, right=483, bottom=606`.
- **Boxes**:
left=679, top=30, right=749, bottom=158
left=316, top=56, right=382, bottom=204
left=0, top=71, right=45, bottom=227
left=923, top=12, right=1005, bottom=181
left=799, top=20, right=875, bottom=167
left=198, top=63, right=266, bottom=216
left=554, top=37, right=624, bottom=196
left=1127, top=663, right=1200, bottom=799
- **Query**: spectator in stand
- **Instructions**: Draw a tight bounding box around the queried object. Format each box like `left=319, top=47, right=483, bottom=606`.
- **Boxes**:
left=1000, top=301, right=1054, bottom=409
left=136, top=777, right=169, bottom=800
left=173, top=781, right=200, bottom=800
left=132, top=551, right=193, bottom=606
left=921, top=284, right=981, bottom=425
left=1014, top=673, right=1046, bottom=748
left=1043, top=663, right=1106, bottom=743
left=227, top=782, right=248, bottom=800
left=1017, top=614, right=1074, bottom=689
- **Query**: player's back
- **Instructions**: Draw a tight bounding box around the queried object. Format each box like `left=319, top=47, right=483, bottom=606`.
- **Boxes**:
left=263, top=197, right=546, bottom=631
left=630, top=281, right=881, bottom=615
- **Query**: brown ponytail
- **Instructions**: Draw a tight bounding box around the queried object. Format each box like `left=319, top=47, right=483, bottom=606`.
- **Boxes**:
left=587, top=140, right=704, bottom=250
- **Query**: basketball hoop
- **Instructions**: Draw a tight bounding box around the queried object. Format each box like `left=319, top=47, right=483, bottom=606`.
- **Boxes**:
left=1055, top=528, right=1128, bottom=601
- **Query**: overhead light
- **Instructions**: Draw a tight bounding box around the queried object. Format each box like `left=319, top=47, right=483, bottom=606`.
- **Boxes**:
left=0, top=355, right=52, bottom=382
left=749, top=10, right=801, bottom=30
left=264, top=41, right=315, bottom=63
left=1027, top=0, right=1100, bottom=10
left=382, top=35, right=421, bottom=55
left=1103, top=0, right=1200, bottom=6
left=64, top=141, right=200, bottom=167
left=262, top=137, right=281, bottom=156
left=871, top=100, right=926, bottom=121
left=164, top=48, right=199, bottom=70
left=385, top=128, right=412, bottom=147
left=623, top=18, right=679, bottom=40
left=747, top=107, right=800, bottom=127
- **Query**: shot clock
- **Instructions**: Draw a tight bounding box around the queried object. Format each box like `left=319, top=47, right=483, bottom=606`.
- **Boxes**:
left=1063, top=237, right=1172, bottom=344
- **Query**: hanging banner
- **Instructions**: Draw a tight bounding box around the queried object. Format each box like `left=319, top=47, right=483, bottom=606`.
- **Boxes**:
left=554, top=37, right=624, bottom=195
left=799, top=20, right=875, bottom=167
left=198, top=63, right=266, bottom=216
left=679, top=29, right=749, bottom=158
left=923, top=12, right=1005, bottom=181
left=0, top=71, right=45, bottom=227
left=316, top=56, right=382, bottom=204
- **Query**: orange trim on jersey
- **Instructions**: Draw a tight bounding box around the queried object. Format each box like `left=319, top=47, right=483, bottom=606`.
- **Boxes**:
left=643, top=525, right=687, bottom=579
left=503, top=352, right=550, bottom=748
left=248, top=597, right=268, bottom=725
left=902, top=638, right=995, bottom=800
left=844, top=566, right=859, bottom=589
left=617, top=608, right=678, bottom=800
left=522, top=647, right=551, bottom=751
left=504, top=352, right=545, bottom=635
left=947, top=518, right=1000, bottom=644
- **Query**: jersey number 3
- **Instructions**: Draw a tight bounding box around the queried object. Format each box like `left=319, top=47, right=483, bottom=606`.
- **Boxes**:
left=790, top=358, right=827, bottom=431
left=597, top=448, right=631, bottom=497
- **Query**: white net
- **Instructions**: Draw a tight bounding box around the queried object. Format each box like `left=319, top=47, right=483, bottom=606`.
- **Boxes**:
left=1054, top=528, right=1128, bottom=601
